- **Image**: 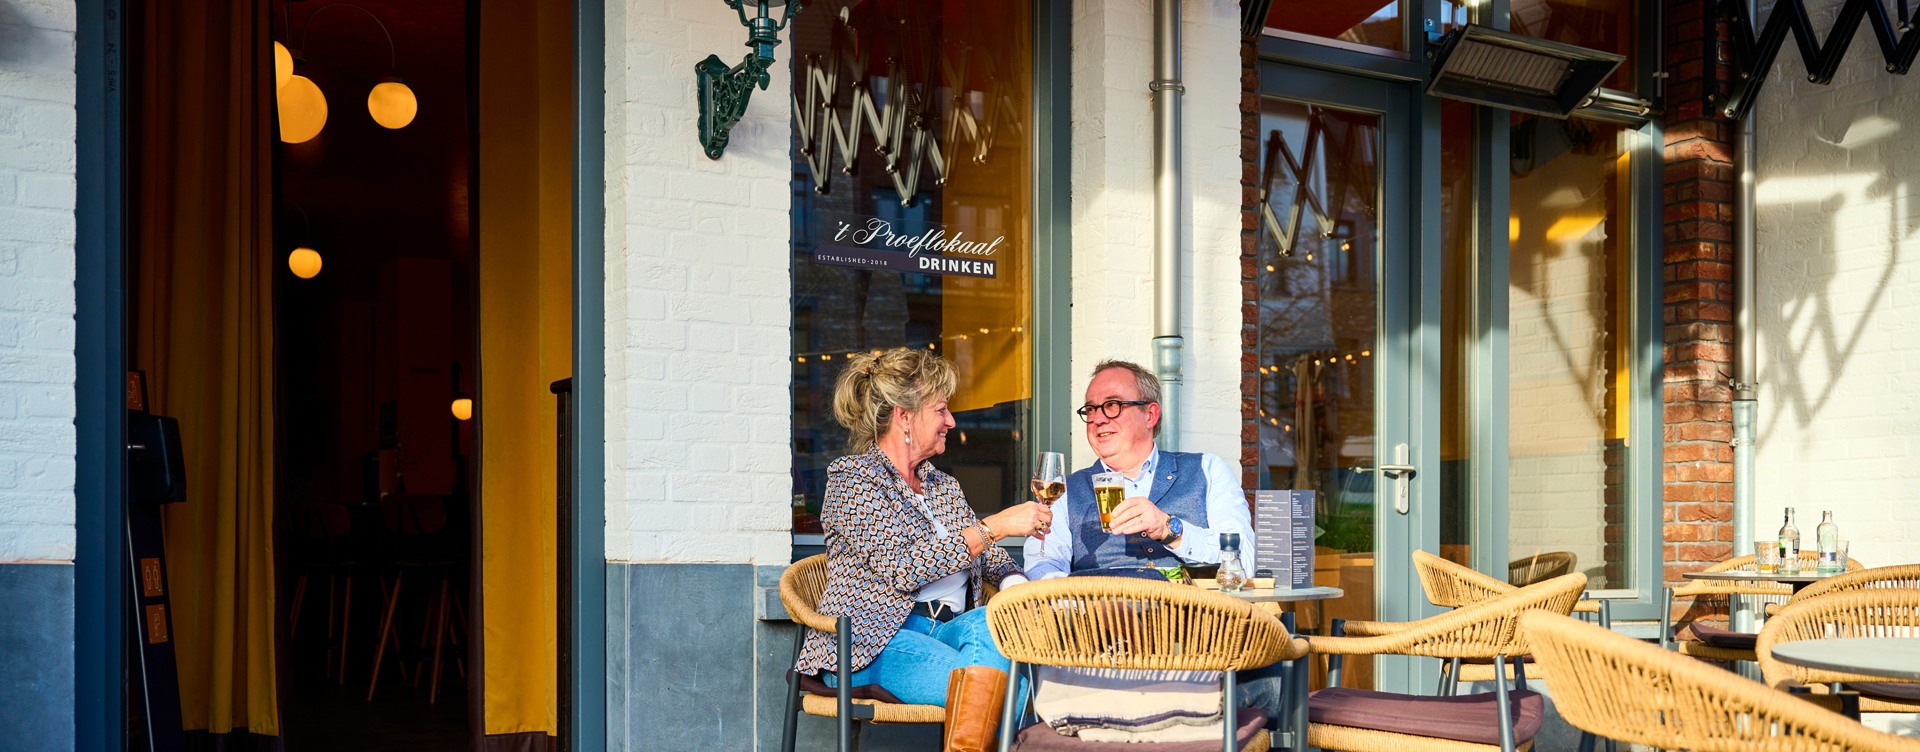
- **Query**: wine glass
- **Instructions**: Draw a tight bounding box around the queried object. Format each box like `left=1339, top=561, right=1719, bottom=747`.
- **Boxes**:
left=1031, top=452, right=1066, bottom=506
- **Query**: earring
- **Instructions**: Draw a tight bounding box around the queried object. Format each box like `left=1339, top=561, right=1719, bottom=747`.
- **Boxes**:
left=902, top=420, right=912, bottom=447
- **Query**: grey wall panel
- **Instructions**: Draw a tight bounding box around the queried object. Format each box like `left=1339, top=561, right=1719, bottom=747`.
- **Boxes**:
left=0, top=563, right=74, bottom=747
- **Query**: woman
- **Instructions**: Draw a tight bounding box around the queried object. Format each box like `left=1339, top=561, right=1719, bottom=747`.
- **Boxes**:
left=793, top=347, right=1052, bottom=752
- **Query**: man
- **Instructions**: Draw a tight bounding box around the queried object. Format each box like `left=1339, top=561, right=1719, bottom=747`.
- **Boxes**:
left=1024, top=360, right=1256, bottom=579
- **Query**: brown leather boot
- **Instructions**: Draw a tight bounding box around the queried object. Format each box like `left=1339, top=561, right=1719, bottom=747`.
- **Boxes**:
left=942, top=665, right=1009, bottom=752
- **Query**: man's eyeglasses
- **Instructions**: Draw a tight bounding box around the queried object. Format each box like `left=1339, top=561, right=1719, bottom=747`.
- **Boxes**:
left=1075, top=399, right=1150, bottom=423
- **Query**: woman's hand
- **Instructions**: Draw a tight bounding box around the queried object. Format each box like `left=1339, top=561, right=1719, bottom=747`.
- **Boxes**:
left=984, top=501, right=1053, bottom=541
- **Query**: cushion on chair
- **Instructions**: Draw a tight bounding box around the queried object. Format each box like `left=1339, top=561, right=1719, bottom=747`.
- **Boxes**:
left=792, top=670, right=907, bottom=705
left=1686, top=622, right=1758, bottom=650
left=1850, top=682, right=1920, bottom=701
left=1309, top=687, right=1545, bottom=746
left=1012, top=708, right=1265, bottom=751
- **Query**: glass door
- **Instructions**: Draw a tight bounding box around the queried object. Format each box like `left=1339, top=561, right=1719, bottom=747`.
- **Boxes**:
left=1254, top=65, right=1432, bottom=693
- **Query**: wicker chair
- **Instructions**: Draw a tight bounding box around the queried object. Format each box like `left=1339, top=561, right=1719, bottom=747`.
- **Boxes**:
left=1661, top=552, right=1865, bottom=664
left=1506, top=552, right=1576, bottom=587
left=984, top=576, right=1307, bottom=752
left=1406, top=551, right=1603, bottom=686
left=1302, top=572, right=1588, bottom=752
left=1525, top=610, right=1920, bottom=752
left=1757, top=588, right=1920, bottom=715
left=777, top=554, right=945, bottom=752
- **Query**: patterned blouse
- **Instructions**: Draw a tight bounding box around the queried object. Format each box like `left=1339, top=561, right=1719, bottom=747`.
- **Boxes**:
left=793, top=447, right=1021, bottom=676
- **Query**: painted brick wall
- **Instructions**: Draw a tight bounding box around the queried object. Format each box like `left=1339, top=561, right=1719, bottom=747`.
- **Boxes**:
left=1661, top=0, right=1737, bottom=594
left=0, top=0, right=78, bottom=563
left=1750, top=0, right=1920, bottom=568
left=1068, top=0, right=1246, bottom=471
left=602, top=0, right=794, bottom=565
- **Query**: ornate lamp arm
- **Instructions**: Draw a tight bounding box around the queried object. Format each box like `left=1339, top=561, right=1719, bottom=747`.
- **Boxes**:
left=697, top=0, right=804, bottom=160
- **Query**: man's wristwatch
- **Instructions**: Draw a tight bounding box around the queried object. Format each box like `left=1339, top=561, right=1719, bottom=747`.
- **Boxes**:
left=1157, top=516, right=1184, bottom=545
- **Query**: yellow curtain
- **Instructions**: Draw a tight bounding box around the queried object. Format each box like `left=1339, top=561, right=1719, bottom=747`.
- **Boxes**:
left=478, top=0, right=572, bottom=737
left=130, top=0, right=278, bottom=736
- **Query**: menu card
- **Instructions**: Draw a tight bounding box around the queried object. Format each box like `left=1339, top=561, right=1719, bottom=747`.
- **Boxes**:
left=1253, top=490, right=1315, bottom=589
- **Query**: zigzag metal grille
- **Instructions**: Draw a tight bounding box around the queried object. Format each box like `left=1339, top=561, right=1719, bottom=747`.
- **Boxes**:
left=1716, top=0, right=1920, bottom=120
left=791, top=10, right=1025, bottom=208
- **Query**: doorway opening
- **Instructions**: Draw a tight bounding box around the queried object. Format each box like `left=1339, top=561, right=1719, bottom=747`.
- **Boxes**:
left=116, top=0, right=578, bottom=749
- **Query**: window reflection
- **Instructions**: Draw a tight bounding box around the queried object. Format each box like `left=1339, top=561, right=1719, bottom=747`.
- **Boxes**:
left=1265, top=1, right=1407, bottom=53
left=788, top=0, right=1036, bottom=530
left=1507, top=113, right=1634, bottom=589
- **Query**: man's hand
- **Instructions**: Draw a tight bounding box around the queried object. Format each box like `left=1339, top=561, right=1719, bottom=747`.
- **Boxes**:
left=1108, top=496, right=1173, bottom=541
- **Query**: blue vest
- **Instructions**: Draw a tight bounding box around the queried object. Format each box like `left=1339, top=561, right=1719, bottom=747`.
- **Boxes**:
left=1067, top=451, right=1211, bottom=571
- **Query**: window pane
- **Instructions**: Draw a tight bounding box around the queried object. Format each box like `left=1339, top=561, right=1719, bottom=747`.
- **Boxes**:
left=1510, top=0, right=1637, bottom=92
left=1507, top=114, right=1634, bottom=589
left=789, top=0, right=1036, bottom=529
left=1265, top=1, right=1407, bottom=53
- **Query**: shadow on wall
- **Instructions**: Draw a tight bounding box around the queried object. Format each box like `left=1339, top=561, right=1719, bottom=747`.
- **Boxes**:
left=1753, top=101, right=1920, bottom=442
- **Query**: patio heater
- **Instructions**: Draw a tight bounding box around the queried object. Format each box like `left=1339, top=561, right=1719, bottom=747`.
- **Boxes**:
left=1424, top=24, right=1625, bottom=119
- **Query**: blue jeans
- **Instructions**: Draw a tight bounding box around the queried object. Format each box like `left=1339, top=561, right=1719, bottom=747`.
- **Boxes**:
left=825, top=608, right=1030, bottom=712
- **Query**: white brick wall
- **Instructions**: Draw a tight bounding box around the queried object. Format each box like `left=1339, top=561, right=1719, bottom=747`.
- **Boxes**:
left=602, top=0, right=794, bottom=564
left=1068, top=0, right=1246, bottom=471
left=1752, top=0, right=1920, bottom=568
left=0, top=0, right=77, bottom=563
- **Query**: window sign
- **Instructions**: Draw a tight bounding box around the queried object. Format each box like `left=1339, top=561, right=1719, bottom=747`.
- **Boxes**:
left=790, top=0, right=1036, bottom=530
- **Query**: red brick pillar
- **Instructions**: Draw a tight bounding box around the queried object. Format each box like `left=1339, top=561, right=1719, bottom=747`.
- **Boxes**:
left=1240, top=37, right=1262, bottom=494
left=1662, top=0, right=1737, bottom=610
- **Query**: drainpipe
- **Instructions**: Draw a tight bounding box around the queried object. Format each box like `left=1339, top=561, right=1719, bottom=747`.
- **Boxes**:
left=1730, top=92, right=1758, bottom=634
left=1151, top=0, right=1185, bottom=450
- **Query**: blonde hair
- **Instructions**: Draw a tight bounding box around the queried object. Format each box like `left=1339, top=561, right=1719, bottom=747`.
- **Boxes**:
left=831, top=347, right=958, bottom=453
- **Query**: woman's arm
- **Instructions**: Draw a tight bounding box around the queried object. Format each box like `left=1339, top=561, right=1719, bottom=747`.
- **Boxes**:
left=822, top=461, right=974, bottom=594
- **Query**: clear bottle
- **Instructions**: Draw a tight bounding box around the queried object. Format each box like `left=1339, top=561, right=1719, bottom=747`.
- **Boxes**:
left=1816, top=511, right=1840, bottom=574
left=1777, top=508, right=1801, bottom=575
left=1217, top=533, right=1248, bottom=592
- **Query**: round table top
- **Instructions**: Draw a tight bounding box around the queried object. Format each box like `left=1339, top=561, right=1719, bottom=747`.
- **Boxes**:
left=1769, top=638, right=1920, bottom=681
left=1209, top=585, right=1345, bottom=603
left=1681, top=569, right=1834, bottom=584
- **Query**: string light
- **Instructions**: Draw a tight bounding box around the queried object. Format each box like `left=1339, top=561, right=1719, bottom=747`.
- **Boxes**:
left=1265, top=264, right=1275, bottom=272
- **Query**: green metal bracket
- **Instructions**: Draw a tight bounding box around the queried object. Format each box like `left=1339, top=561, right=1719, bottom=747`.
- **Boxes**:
left=696, top=0, right=802, bottom=160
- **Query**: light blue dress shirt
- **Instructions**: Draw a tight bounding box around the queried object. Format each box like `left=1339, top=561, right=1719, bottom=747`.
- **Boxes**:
left=1022, top=446, right=1257, bottom=580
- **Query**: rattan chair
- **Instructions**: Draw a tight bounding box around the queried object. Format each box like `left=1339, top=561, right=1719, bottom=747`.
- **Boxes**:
left=1661, top=552, right=1865, bottom=664
left=984, top=576, right=1307, bottom=752
left=1506, top=552, right=1576, bottom=587
left=1302, top=572, right=1588, bottom=752
left=777, top=554, right=945, bottom=752
left=1406, top=551, right=1603, bottom=686
left=1757, top=588, right=1920, bottom=715
left=1525, top=610, right=1920, bottom=752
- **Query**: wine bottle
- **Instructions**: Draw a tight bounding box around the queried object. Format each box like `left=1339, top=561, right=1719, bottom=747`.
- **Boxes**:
left=1816, top=511, right=1839, bottom=574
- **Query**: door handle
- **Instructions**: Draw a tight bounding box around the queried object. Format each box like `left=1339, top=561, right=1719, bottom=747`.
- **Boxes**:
left=1380, top=443, right=1415, bottom=515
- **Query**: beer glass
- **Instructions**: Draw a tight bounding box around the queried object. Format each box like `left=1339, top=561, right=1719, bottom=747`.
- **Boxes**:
left=1092, top=472, right=1125, bottom=531
left=1030, top=452, right=1066, bottom=506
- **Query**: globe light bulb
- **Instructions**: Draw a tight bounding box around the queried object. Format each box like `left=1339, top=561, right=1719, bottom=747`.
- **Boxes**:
left=273, top=42, right=293, bottom=92
left=367, top=79, right=417, bottom=129
left=288, top=247, right=323, bottom=279
left=451, top=397, right=473, bottom=421
left=278, top=74, right=328, bottom=144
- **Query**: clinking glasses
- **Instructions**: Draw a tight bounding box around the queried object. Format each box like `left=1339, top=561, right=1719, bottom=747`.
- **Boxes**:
left=1075, top=399, right=1150, bottom=422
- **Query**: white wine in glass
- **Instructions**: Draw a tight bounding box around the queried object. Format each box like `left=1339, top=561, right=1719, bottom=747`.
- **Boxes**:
left=1031, top=451, right=1067, bottom=505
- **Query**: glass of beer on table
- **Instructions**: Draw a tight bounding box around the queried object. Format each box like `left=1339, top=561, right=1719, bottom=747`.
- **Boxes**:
left=1092, top=472, right=1125, bottom=531
left=1031, top=452, right=1067, bottom=506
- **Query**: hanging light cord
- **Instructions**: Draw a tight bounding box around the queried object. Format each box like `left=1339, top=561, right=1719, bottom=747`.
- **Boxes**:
left=295, top=2, right=400, bottom=72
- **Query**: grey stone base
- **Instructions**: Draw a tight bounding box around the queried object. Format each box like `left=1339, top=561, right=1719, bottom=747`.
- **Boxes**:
left=0, top=562, right=74, bottom=745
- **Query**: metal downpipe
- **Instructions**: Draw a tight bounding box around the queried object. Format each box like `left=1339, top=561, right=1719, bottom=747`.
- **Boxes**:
left=1151, top=0, right=1185, bottom=449
left=1731, top=92, right=1758, bottom=634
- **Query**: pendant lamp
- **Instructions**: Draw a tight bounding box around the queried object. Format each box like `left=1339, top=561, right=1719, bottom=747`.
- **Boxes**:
left=276, top=2, right=418, bottom=141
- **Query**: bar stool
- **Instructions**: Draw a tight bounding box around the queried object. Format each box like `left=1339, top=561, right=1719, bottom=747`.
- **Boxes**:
left=287, top=502, right=359, bottom=683
left=366, top=493, right=467, bottom=703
